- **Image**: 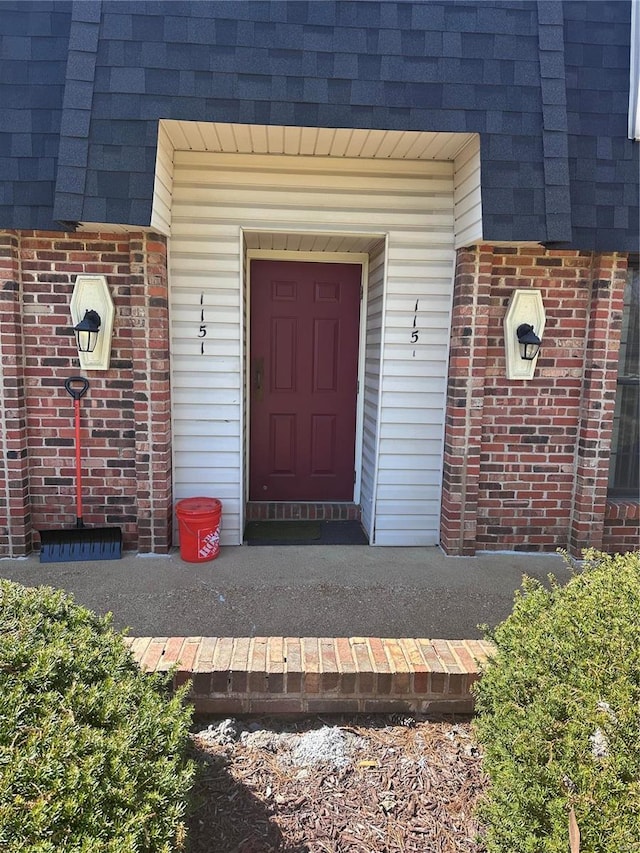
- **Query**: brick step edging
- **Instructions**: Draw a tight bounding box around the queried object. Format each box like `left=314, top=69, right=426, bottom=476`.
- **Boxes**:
left=126, top=636, right=493, bottom=716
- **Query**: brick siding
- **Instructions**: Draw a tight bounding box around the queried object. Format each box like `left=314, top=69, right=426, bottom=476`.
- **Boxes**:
left=126, top=636, right=494, bottom=715
left=1, top=232, right=637, bottom=558
left=245, top=503, right=361, bottom=521
left=0, top=230, right=171, bottom=556
left=442, top=245, right=638, bottom=556
left=603, top=500, right=640, bottom=554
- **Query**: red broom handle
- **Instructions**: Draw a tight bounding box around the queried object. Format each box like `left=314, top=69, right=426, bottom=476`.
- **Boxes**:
left=64, top=376, right=89, bottom=528
left=74, top=396, right=83, bottom=523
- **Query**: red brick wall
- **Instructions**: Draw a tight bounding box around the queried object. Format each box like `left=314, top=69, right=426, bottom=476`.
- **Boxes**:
left=603, top=501, right=640, bottom=554
left=0, top=230, right=171, bottom=557
left=440, top=247, right=492, bottom=555
left=2, top=233, right=636, bottom=559
left=442, top=245, right=637, bottom=556
left=0, top=233, right=30, bottom=556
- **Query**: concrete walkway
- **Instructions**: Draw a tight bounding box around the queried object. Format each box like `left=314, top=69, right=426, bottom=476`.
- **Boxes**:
left=0, top=545, right=568, bottom=639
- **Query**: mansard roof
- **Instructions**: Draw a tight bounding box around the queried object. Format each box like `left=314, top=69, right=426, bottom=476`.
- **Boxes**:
left=0, top=0, right=637, bottom=250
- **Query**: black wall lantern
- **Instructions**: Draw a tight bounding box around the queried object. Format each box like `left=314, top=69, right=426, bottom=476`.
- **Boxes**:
left=504, top=289, right=545, bottom=379
left=70, top=275, right=114, bottom=370
left=516, top=323, right=542, bottom=361
left=73, top=309, right=101, bottom=354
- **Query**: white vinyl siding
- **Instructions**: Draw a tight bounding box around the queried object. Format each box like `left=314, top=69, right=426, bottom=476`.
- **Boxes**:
left=360, top=239, right=385, bottom=539
left=241, top=246, right=249, bottom=510
left=169, top=150, right=456, bottom=546
left=170, top=227, right=243, bottom=545
left=150, top=123, right=173, bottom=236
left=453, top=135, right=483, bottom=248
left=374, top=236, right=454, bottom=545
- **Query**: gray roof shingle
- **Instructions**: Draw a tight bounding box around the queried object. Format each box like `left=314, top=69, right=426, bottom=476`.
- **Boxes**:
left=0, top=0, right=637, bottom=250
left=0, top=0, right=71, bottom=229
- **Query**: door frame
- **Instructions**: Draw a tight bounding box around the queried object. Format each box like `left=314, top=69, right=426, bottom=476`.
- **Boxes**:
left=244, top=248, right=370, bottom=509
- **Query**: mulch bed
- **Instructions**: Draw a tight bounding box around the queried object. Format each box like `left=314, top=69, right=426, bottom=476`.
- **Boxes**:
left=187, top=715, right=487, bottom=852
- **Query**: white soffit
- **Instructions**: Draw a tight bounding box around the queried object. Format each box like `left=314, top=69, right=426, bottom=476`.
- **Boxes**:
left=161, top=120, right=475, bottom=161
left=243, top=231, right=385, bottom=254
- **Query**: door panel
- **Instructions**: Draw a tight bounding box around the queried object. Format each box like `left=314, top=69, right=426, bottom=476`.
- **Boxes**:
left=250, top=260, right=361, bottom=501
left=272, top=318, right=296, bottom=391
left=310, top=414, right=337, bottom=475
left=313, top=318, right=340, bottom=391
left=270, top=414, right=296, bottom=474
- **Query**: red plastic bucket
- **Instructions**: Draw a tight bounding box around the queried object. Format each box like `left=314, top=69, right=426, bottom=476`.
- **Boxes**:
left=175, top=497, right=222, bottom=563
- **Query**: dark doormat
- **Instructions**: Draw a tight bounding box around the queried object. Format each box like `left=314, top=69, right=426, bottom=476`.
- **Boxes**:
left=244, top=520, right=368, bottom=546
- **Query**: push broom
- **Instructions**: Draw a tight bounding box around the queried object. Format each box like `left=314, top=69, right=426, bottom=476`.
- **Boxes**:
left=39, top=376, right=122, bottom=562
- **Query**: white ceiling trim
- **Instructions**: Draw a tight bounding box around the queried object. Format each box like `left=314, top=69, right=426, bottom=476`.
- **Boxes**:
left=161, top=120, right=476, bottom=162
left=242, top=229, right=385, bottom=254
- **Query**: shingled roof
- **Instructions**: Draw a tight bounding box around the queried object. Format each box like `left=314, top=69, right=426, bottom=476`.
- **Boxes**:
left=0, top=1, right=72, bottom=230
left=0, top=0, right=637, bottom=250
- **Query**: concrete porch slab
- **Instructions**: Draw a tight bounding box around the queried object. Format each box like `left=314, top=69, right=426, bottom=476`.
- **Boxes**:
left=0, top=545, right=568, bottom=639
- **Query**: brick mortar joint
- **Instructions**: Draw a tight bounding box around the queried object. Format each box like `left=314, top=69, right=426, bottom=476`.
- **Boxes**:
left=131, top=637, right=491, bottom=679
left=132, top=232, right=170, bottom=552
left=605, top=498, right=639, bottom=520
left=568, top=255, right=626, bottom=550
left=0, top=230, right=30, bottom=556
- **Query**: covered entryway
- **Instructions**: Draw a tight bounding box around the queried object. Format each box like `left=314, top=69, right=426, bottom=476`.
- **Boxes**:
left=249, top=260, right=362, bottom=501
left=159, top=121, right=482, bottom=546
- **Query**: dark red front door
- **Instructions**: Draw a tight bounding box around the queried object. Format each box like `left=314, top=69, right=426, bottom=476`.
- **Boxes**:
left=250, top=260, right=361, bottom=501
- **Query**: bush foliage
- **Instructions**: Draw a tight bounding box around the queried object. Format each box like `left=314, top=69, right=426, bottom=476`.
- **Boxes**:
left=0, top=580, right=195, bottom=852
left=473, top=550, right=640, bottom=853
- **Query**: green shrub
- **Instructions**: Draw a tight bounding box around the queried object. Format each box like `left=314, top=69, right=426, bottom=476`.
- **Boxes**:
left=0, top=580, right=195, bottom=852
left=473, top=550, right=640, bottom=853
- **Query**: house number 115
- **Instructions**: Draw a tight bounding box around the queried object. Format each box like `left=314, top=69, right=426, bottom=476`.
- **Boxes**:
left=198, top=293, right=207, bottom=354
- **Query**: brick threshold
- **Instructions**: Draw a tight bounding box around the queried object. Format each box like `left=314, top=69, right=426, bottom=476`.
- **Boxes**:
left=246, top=502, right=361, bottom=521
left=126, top=636, right=493, bottom=716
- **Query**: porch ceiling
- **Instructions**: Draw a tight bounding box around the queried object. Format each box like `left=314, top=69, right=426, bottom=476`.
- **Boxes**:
left=243, top=230, right=385, bottom=254
left=161, top=120, right=475, bottom=161
left=160, top=120, right=473, bottom=253
left=144, top=119, right=482, bottom=246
